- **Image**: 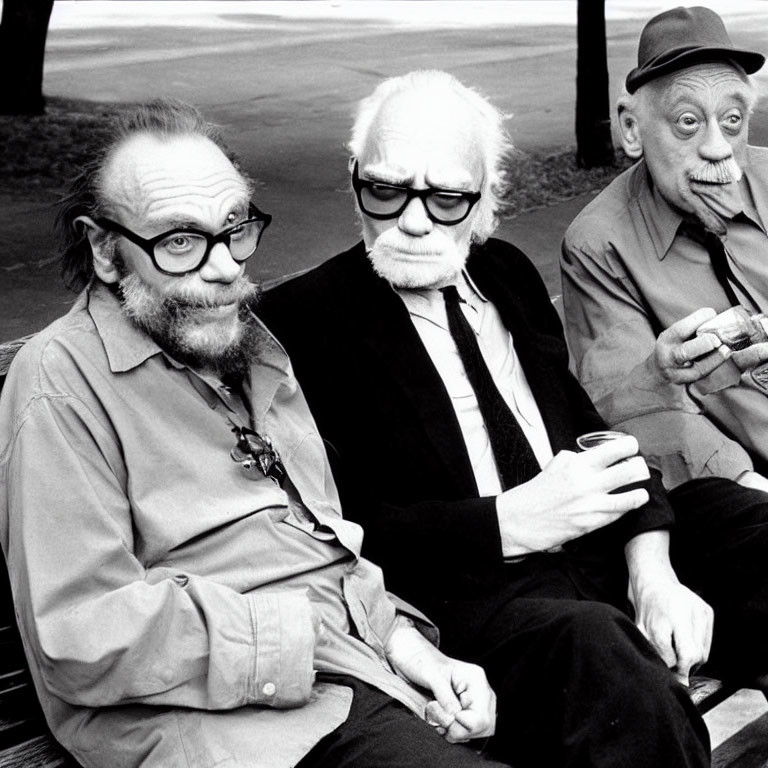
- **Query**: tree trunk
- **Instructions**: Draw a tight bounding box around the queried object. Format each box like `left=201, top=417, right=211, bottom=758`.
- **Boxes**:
left=0, top=0, right=55, bottom=115
left=575, top=0, right=615, bottom=168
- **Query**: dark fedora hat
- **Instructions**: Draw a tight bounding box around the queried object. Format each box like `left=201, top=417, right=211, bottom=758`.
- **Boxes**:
left=626, top=6, right=765, bottom=94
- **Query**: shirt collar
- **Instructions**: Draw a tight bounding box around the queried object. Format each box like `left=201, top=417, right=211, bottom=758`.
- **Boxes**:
left=87, top=280, right=292, bottom=398
left=634, top=163, right=684, bottom=261
left=87, top=280, right=164, bottom=373
left=737, top=150, right=768, bottom=233
left=638, top=155, right=767, bottom=260
left=461, top=269, right=489, bottom=303
left=394, top=269, right=487, bottom=310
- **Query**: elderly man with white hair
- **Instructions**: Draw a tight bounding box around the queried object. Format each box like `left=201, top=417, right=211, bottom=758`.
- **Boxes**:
left=260, top=69, right=720, bottom=768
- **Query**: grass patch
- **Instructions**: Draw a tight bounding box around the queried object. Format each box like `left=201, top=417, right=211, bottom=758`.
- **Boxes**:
left=502, top=149, right=633, bottom=216
left=0, top=97, right=133, bottom=195
left=0, top=97, right=633, bottom=210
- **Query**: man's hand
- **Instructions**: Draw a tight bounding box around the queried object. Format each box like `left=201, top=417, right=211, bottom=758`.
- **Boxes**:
left=630, top=575, right=713, bottom=687
left=736, top=470, right=768, bottom=494
left=731, top=342, right=768, bottom=372
left=654, top=307, right=732, bottom=384
left=626, top=531, right=713, bottom=687
left=496, top=436, right=649, bottom=556
left=385, top=619, right=496, bottom=743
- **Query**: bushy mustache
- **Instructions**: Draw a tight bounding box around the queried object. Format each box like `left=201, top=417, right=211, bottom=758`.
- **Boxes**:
left=371, top=229, right=453, bottom=257
left=161, top=276, right=258, bottom=310
left=116, top=272, right=263, bottom=378
left=118, top=273, right=261, bottom=324
left=689, top=158, right=743, bottom=185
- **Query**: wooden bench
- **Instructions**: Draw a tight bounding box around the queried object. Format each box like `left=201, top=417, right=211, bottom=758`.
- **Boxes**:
left=0, top=336, right=82, bottom=767
left=0, top=333, right=764, bottom=767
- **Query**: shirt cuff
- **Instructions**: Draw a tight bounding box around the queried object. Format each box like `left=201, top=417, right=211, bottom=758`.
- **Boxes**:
left=247, top=589, right=316, bottom=709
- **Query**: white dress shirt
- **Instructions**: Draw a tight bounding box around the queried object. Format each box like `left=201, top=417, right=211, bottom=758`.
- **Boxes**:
left=396, top=274, right=553, bottom=496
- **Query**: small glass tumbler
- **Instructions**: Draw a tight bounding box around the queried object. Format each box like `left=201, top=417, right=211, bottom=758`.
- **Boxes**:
left=576, top=430, right=630, bottom=451
left=696, top=306, right=754, bottom=351
left=576, top=430, right=647, bottom=492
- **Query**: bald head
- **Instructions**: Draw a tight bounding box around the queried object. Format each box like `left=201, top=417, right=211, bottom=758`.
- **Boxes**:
left=102, top=133, right=251, bottom=230
left=57, top=99, right=249, bottom=291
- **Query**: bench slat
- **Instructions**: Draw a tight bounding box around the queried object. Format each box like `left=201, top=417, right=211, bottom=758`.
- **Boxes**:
left=0, top=733, right=75, bottom=768
left=0, top=337, right=33, bottom=379
left=689, top=676, right=738, bottom=715
left=0, top=714, right=49, bottom=754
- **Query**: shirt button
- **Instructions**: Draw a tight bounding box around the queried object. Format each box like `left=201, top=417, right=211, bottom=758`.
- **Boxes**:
left=262, top=682, right=276, bottom=696
left=173, top=574, right=189, bottom=588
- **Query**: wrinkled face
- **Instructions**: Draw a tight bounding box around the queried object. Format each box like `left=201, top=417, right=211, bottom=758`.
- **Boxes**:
left=637, top=62, right=752, bottom=227
left=100, top=133, right=261, bottom=375
left=356, top=91, right=485, bottom=289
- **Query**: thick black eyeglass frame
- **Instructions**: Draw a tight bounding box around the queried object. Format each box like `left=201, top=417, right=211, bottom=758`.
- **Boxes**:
left=351, top=161, right=481, bottom=225
left=95, top=204, right=272, bottom=276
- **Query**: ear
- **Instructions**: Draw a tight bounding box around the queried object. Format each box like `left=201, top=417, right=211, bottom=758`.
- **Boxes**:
left=74, top=215, right=121, bottom=285
left=617, top=99, right=644, bottom=160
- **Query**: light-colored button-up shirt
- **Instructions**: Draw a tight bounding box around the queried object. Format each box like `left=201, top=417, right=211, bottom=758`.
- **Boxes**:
left=562, top=148, right=768, bottom=488
left=396, top=274, right=553, bottom=496
left=0, top=282, right=434, bottom=768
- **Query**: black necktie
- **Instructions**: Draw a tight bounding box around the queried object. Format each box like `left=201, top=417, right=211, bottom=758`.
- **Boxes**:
left=681, top=222, right=761, bottom=312
left=440, top=285, right=540, bottom=490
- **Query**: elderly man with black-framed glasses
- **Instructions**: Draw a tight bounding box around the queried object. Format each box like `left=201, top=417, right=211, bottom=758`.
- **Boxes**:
left=259, top=69, right=721, bottom=768
left=0, top=99, right=515, bottom=768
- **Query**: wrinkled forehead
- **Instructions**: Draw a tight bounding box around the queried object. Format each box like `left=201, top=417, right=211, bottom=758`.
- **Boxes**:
left=360, top=90, right=485, bottom=184
left=649, top=61, right=753, bottom=111
left=102, top=133, right=250, bottom=225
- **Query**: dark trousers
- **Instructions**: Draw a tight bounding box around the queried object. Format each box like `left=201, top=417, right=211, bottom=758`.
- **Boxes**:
left=295, top=676, right=510, bottom=768
left=668, top=477, right=768, bottom=683
left=435, top=559, right=710, bottom=768
left=429, top=476, right=768, bottom=768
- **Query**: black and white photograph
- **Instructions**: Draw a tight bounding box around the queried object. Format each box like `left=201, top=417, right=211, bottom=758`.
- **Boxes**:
left=1, top=2, right=767, bottom=766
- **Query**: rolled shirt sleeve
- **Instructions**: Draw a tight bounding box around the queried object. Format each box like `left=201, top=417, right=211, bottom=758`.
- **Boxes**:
left=6, top=393, right=316, bottom=711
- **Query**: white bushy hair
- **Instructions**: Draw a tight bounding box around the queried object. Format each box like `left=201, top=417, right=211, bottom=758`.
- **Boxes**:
left=348, top=70, right=513, bottom=243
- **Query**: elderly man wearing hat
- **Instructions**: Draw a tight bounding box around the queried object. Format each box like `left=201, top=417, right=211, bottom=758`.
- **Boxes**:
left=563, top=6, right=767, bottom=487
left=562, top=2, right=768, bottom=697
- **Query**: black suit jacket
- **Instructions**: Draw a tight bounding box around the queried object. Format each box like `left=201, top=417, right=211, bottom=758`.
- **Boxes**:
left=259, top=239, right=674, bottom=619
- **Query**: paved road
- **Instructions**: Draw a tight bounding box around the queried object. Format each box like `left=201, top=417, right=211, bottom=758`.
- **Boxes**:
left=2, top=0, right=768, bottom=339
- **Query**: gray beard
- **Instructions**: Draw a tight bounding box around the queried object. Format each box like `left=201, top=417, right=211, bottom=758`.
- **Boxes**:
left=115, top=266, right=263, bottom=380
left=366, top=230, right=470, bottom=289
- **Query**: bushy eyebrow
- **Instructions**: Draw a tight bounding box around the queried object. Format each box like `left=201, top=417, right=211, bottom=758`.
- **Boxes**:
left=426, top=174, right=477, bottom=192
left=360, top=165, right=411, bottom=186
left=143, top=202, right=251, bottom=234
left=361, top=165, right=476, bottom=192
left=660, top=75, right=753, bottom=114
left=144, top=217, right=199, bottom=231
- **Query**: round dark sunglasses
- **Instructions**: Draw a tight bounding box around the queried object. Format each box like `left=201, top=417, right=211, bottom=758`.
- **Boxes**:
left=351, top=162, right=481, bottom=225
